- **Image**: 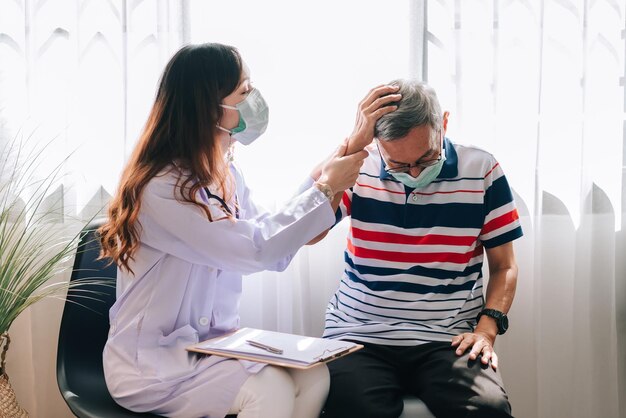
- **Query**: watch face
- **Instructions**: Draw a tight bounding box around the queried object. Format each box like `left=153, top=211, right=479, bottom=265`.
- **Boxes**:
left=477, top=309, right=509, bottom=335
left=499, top=315, right=509, bottom=334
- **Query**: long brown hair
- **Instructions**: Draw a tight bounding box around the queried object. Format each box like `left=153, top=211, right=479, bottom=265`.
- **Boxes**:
left=99, top=43, right=242, bottom=273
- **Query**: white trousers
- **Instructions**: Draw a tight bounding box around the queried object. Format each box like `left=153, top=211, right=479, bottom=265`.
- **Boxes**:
left=227, top=365, right=329, bottom=418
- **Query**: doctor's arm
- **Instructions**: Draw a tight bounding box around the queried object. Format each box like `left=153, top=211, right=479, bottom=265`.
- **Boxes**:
left=306, top=84, right=400, bottom=245
left=139, top=142, right=366, bottom=274
left=139, top=179, right=335, bottom=274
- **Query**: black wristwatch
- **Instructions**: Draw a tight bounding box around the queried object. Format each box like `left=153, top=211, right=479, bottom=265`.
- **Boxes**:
left=476, top=309, right=509, bottom=335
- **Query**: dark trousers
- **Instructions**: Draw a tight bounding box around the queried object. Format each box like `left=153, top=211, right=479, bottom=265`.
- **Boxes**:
left=321, top=341, right=513, bottom=418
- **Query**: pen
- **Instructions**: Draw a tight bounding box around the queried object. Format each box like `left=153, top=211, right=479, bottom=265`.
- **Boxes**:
left=246, top=339, right=284, bottom=355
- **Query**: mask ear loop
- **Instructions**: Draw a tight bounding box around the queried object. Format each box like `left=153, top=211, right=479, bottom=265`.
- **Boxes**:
left=216, top=101, right=238, bottom=134
left=217, top=104, right=236, bottom=162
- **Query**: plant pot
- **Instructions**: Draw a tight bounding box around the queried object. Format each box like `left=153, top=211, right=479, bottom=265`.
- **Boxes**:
left=0, top=333, right=28, bottom=418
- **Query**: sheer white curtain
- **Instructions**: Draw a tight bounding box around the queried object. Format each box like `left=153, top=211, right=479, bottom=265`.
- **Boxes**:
left=0, top=0, right=188, bottom=217
left=0, top=1, right=187, bottom=416
left=1, top=0, right=625, bottom=417
left=422, top=1, right=625, bottom=417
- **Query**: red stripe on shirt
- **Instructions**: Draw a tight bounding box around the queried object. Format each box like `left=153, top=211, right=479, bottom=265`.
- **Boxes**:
left=481, top=209, right=519, bottom=235
left=342, top=191, right=352, bottom=216
left=356, top=182, right=405, bottom=195
left=411, top=189, right=483, bottom=196
left=484, top=162, right=500, bottom=178
left=351, top=227, right=477, bottom=246
left=347, top=239, right=483, bottom=264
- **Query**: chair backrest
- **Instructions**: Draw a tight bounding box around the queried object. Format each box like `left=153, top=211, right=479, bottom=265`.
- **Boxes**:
left=57, top=219, right=116, bottom=383
left=56, top=219, right=161, bottom=417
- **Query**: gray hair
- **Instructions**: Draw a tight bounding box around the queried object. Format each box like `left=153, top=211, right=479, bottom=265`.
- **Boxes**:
left=374, top=79, right=442, bottom=142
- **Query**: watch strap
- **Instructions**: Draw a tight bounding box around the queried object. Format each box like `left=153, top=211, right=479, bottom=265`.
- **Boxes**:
left=315, top=182, right=334, bottom=201
left=476, top=308, right=508, bottom=335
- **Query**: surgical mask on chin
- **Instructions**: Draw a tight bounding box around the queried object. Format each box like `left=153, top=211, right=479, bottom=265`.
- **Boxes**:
left=216, top=88, right=269, bottom=145
left=390, top=156, right=446, bottom=189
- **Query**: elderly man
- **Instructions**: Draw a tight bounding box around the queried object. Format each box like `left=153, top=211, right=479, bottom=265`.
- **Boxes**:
left=319, top=80, right=522, bottom=418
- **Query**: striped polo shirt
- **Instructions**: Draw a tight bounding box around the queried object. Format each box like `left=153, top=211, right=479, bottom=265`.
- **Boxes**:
left=323, top=137, right=523, bottom=346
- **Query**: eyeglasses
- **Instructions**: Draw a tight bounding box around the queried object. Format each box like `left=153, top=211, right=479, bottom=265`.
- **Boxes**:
left=377, top=136, right=444, bottom=174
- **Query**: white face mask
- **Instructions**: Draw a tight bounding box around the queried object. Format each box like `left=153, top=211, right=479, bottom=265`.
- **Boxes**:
left=390, top=154, right=446, bottom=189
left=378, top=138, right=447, bottom=189
left=217, top=88, right=269, bottom=145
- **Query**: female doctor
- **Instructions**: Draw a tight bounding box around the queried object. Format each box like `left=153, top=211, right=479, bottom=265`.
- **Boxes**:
left=98, top=42, right=400, bottom=418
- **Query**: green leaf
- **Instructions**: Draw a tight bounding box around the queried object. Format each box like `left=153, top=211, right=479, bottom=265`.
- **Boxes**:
left=0, top=134, right=110, bottom=336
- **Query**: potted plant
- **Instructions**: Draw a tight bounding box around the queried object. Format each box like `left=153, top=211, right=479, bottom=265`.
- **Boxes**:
left=0, top=136, right=104, bottom=417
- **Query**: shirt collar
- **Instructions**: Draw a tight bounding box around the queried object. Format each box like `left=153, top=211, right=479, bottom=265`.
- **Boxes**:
left=378, top=137, right=458, bottom=180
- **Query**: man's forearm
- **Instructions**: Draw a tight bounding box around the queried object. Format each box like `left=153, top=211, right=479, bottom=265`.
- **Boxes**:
left=475, top=266, right=518, bottom=339
left=344, top=136, right=370, bottom=156
left=484, top=266, right=517, bottom=313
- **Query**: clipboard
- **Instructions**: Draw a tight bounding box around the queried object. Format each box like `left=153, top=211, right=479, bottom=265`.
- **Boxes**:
left=186, top=327, right=363, bottom=369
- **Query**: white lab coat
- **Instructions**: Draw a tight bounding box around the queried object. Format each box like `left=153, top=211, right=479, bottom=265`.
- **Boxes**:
left=103, top=164, right=334, bottom=418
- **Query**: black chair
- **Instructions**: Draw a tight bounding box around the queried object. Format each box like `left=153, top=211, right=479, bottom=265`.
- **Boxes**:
left=56, top=219, right=161, bottom=417
left=57, top=220, right=238, bottom=418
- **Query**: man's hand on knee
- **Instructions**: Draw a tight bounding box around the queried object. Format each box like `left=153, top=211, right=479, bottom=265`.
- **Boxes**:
left=451, top=332, right=499, bottom=370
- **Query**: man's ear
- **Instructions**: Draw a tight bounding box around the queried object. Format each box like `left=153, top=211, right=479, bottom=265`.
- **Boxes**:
left=442, top=111, right=450, bottom=134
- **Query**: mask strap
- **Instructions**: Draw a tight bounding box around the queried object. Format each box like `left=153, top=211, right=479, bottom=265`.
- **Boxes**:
left=217, top=103, right=238, bottom=134
left=216, top=124, right=232, bottom=134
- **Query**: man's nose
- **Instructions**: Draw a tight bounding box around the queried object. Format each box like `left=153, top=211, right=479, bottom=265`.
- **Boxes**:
left=409, top=166, right=423, bottom=178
